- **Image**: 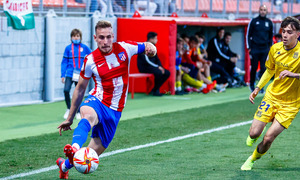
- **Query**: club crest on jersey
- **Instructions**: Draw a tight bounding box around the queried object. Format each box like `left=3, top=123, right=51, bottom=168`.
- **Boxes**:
left=265, top=22, right=269, bottom=27
left=118, top=52, right=126, bottom=61
left=293, top=52, right=299, bottom=59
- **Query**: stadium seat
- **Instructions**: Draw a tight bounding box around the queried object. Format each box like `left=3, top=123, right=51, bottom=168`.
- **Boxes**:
left=251, top=1, right=261, bottom=12
left=212, top=0, right=223, bottom=12
left=226, top=0, right=237, bottom=13
left=199, top=0, right=210, bottom=12
left=184, top=0, right=196, bottom=12
left=293, top=4, right=300, bottom=14
left=128, top=56, right=154, bottom=99
left=239, top=0, right=250, bottom=13
left=5, top=0, right=87, bottom=8
left=129, top=73, right=154, bottom=99
left=1, top=0, right=295, bottom=14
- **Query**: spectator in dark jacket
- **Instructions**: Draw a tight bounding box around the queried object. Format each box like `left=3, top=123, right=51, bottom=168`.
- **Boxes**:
left=137, top=32, right=170, bottom=96
left=246, top=4, right=273, bottom=92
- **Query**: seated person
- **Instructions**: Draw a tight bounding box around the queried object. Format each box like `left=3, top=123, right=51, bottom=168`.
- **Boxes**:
left=181, top=33, right=190, bottom=45
left=206, top=27, right=235, bottom=87
left=137, top=32, right=170, bottom=96
left=220, top=32, right=246, bottom=86
left=189, top=36, right=212, bottom=84
left=195, top=32, right=208, bottom=59
left=273, top=33, right=282, bottom=44
left=190, top=35, right=226, bottom=92
left=175, top=38, right=185, bottom=95
left=180, top=39, right=215, bottom=93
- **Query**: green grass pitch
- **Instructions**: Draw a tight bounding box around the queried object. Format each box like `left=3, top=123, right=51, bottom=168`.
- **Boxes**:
left=1, top=87, right=300, bottom=179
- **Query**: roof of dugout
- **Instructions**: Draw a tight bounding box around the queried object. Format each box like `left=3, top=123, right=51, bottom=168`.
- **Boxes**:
left=127, top=16, right=281, bottom=26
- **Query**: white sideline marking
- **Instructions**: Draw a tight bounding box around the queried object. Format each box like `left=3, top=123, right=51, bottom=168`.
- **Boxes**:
left=163, top=97, right=191, bottom=100
left=1, top=120, right=252, bottom=180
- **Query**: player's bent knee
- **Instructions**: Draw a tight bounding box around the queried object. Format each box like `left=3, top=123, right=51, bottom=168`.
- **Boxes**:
left=80, top=106, right=98, bottom=126
left=262, top=134, right=275, bottom=145
left=249, top=129, right=262, bottom=139
left=249, top=132, right=260, bottom=139
left=81, top=114, right=98, bottom=127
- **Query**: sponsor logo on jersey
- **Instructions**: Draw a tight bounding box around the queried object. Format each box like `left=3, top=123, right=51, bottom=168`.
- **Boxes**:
left=275, top=61, right=290, bottom=68
left=98, top=62, right=105, bottom=68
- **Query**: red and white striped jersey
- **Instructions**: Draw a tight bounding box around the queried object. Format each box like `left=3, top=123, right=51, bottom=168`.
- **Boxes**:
left=80, top=41, right=145, bottom=112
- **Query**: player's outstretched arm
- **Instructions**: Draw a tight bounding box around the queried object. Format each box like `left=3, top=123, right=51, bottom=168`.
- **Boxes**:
left=249, top=87, right=260, bottom=104
left=58, top=76, right=89, bottom=136
left=144, top=42, right=157, bottom=57
left=279, top=70, right=300, bottom=80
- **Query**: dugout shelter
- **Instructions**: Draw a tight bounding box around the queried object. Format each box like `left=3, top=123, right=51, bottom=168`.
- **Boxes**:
left=118, top=16, right=251, bottom=95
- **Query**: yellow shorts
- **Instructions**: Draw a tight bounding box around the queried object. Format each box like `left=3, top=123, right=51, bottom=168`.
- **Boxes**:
left=253, top=96, right=299, bottom=129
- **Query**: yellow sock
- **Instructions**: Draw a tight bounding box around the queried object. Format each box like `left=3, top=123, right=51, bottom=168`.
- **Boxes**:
left=182, top=74, right=203, bottom=88
left=175, top=81, right=182, bottom=91
left=176, top=81, right=182, bottom=88
left=251, top=147, right=266, bottom=161
left=207, top=76, right=212, bottom=81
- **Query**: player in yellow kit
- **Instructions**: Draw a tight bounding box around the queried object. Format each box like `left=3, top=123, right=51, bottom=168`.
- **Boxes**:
left=241, top=16, right=300, bottom=170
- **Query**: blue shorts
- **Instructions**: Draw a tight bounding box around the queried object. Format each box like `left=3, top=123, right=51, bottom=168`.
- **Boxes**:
left=80, top=95, right=122, bottom=148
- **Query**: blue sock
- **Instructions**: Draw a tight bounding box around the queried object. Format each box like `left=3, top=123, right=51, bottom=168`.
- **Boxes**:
left=72, top=118, right=91, bottom=147
left=65, top=159, right=74, bottom=169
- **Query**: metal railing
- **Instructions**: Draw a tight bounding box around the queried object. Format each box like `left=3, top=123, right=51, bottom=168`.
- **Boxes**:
left=0, top=0, right=299, bottom=19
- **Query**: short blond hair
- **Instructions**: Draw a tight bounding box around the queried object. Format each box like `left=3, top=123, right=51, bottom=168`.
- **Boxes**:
left=95, top=20, right=112, bottom=32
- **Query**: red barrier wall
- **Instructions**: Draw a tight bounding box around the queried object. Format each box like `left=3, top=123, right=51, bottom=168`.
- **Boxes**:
left=244, top=26, right=250, bottom=84
left=118, top=16, right=279, bottom=93
left=117, top=18, right=176, bottom=95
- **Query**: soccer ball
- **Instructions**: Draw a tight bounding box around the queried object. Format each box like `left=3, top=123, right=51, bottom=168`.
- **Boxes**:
left=73, top=147, right=99, bottom=174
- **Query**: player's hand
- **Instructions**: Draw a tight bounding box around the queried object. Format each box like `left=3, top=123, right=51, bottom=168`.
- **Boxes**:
left=145, top=42, right=157, bottom=57
left=181, top=66, right=190, bottom=73
left=230, top=57, right=238, bottom=63
left=196, top=61, right=202, bottom=69
left=61, top=77, right=65, bottom=84
left=279, top=70, right=294, bottom=79
left=58, top=120, right=73, bottom=136
left=158, top=66, right=165, bottom=74
left=249, top=87, right=260, bottom=104
left=206, top=60, right=212, bottom=66
left=179, top=49, right=184, bottom=56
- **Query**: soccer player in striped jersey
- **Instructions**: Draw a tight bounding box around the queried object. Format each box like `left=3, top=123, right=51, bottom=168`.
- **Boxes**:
left=241, top=16, right=300, bottom=171
left=56, top=20, right=156, bottom=179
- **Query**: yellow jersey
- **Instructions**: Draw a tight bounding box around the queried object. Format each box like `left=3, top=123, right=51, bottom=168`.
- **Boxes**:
left=265, top=41, right=300, bottom=106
